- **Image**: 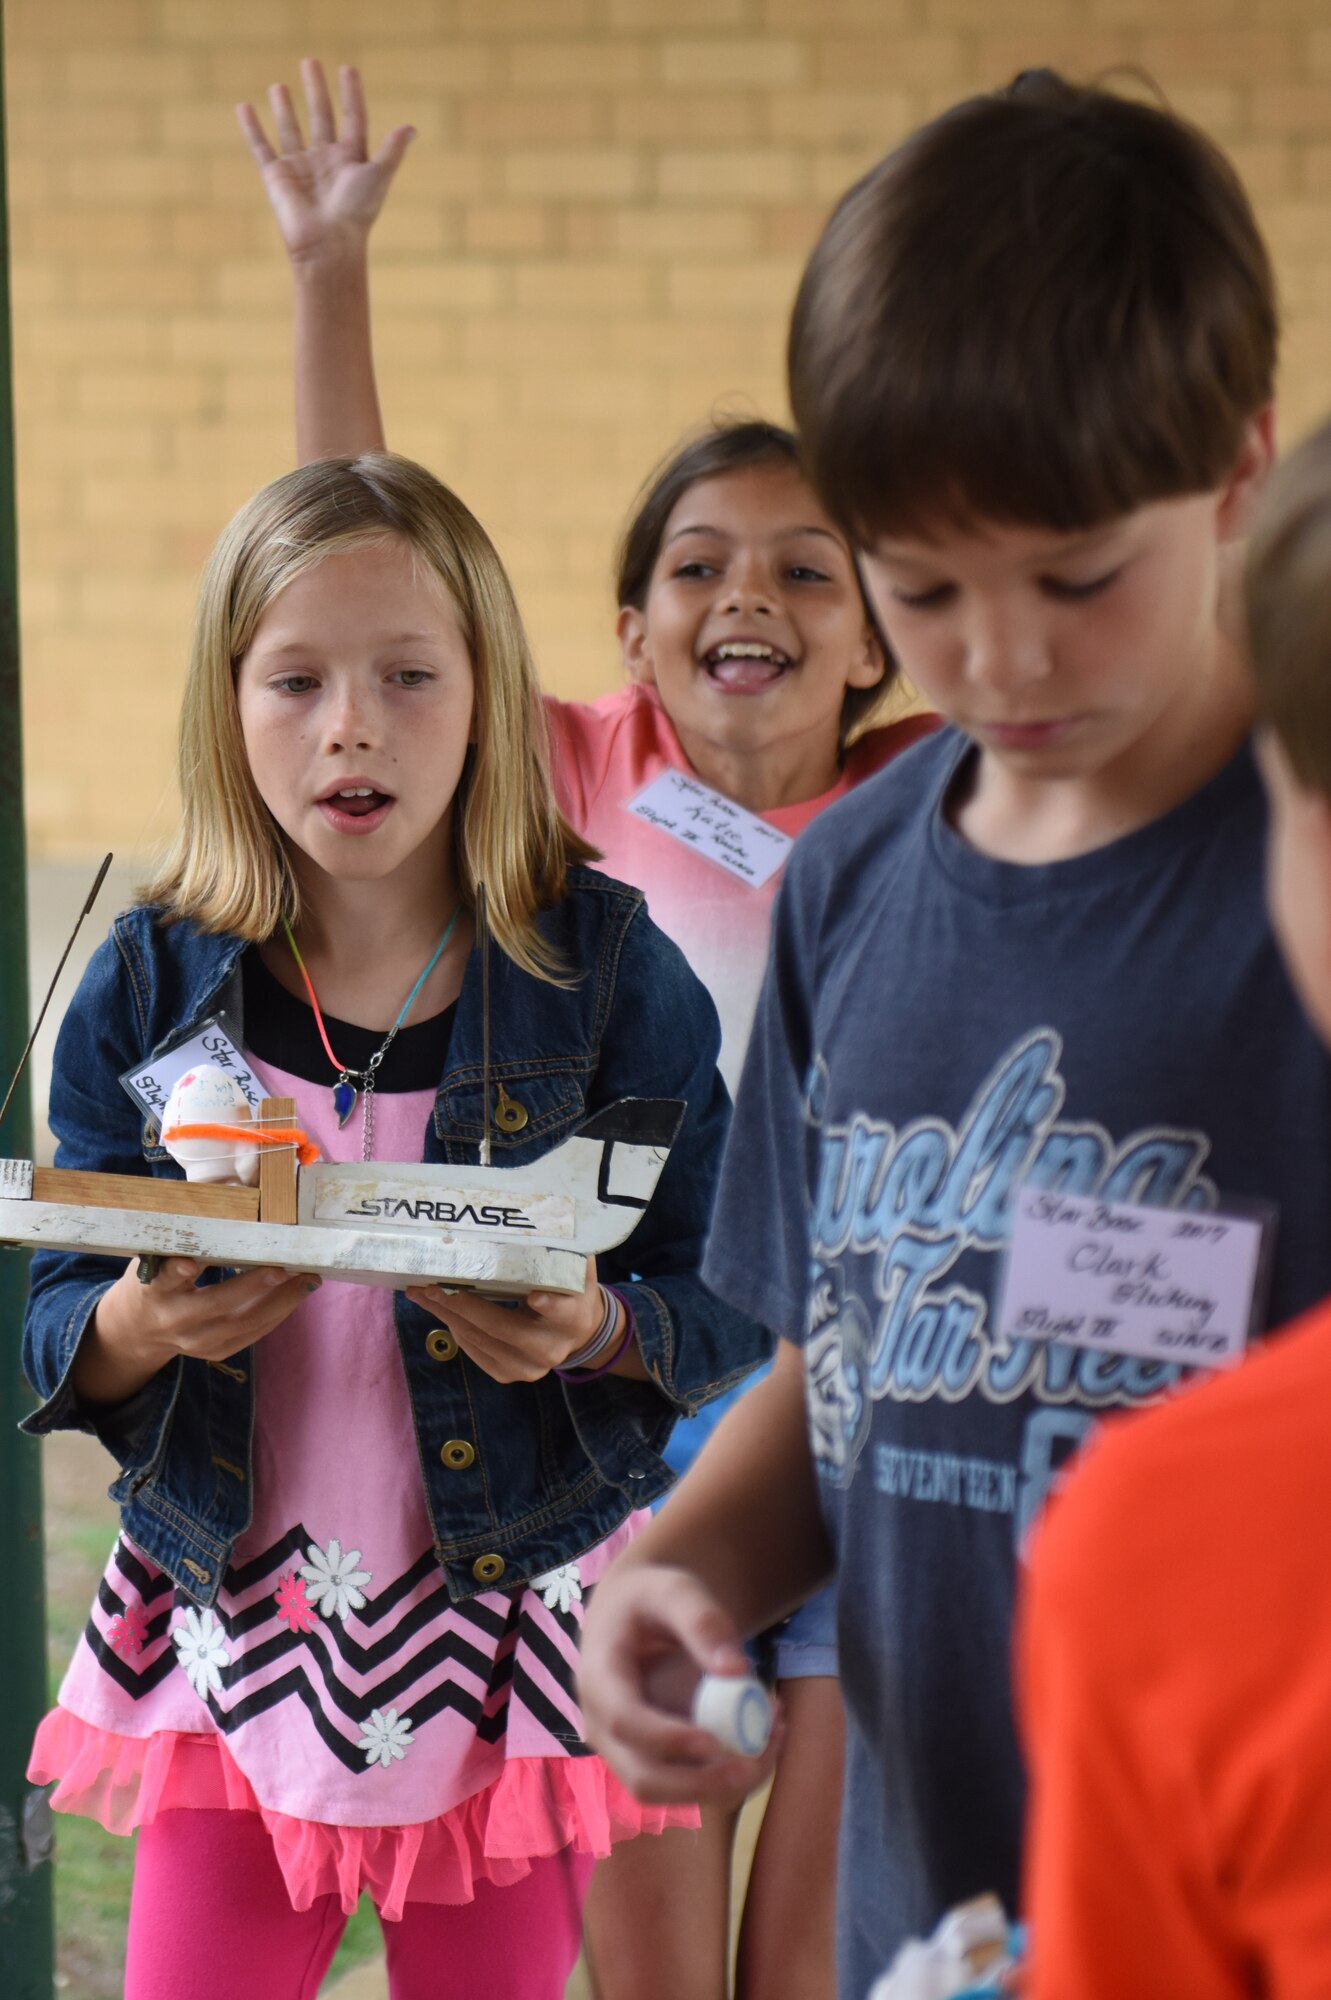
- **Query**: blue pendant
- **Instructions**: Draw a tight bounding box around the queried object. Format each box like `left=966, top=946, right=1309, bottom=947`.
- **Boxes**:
left=333, top=1079, right=357, bottom=1128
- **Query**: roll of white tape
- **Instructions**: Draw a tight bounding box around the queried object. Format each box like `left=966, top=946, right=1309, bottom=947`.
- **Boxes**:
left=691, top=1673, right=772, bottom=1757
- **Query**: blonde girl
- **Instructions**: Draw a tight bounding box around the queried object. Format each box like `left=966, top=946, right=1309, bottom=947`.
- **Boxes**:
left=23, top=453, right=767, bottom=2000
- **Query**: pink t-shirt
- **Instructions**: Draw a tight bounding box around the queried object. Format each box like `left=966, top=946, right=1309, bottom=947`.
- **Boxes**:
left=545, top=686, right=937, bottom=1090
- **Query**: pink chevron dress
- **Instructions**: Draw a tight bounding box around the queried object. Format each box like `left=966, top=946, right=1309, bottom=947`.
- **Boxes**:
left=29, top=1059, right=689, bottom=1919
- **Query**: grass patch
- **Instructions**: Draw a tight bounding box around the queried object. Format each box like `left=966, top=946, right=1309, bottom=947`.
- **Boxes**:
left=49, top=1816, right=384, bottom=1995
left=47, top=1520, right=118, bottom=1667
left=52, top=1815, right=134, bottom=2000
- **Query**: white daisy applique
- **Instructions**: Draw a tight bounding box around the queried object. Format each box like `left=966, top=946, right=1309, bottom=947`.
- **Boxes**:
left=358, top=1707, right=415, bottom=1770
left=532, top=1562, right=583, bottom=1616
left=173, top=1605, right=231, bottom=1698
left=299, top=1537, right=372, bottom=1621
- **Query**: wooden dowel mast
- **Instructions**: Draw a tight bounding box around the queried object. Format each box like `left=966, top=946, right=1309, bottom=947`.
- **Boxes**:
left=258, top=1095, right=298, bottom=1224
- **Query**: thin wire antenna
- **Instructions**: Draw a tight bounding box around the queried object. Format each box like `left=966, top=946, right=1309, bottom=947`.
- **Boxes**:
left=478, top=881, right=492, bottom=1168
left=0, top=852, right=113, bottom=1138
left=147, top=1144, right=303, bottom=1167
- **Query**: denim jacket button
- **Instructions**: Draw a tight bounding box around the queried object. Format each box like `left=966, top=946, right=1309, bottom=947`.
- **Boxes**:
left=441, top=1439, right=476, bottom=1471
left=494, top=1085, right=528, bottom=1133
left=472, top=1553, right=506, bottom=1584
left=426, top=1328, right=459, bottom=1362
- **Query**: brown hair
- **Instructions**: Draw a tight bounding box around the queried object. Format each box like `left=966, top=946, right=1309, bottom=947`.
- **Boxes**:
left=143, top=453, right=597, bottom=981
left=789, top=70, right=1278, bottom=545
left=1246, top=420, right=1331, bottom=796
left=616, top=417, right=895, bottom=742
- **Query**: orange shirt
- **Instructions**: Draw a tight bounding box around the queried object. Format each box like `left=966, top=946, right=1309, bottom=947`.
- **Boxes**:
left=1019, top=1295, right=1331, bottom=2000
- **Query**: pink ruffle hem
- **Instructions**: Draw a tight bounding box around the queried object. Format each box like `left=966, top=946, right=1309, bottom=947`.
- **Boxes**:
left=30, top=1709, right=695, bottom=1922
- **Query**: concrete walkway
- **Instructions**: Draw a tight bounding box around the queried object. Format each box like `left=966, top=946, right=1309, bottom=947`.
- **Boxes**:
left=326, top=1961, right=389, bottom=2000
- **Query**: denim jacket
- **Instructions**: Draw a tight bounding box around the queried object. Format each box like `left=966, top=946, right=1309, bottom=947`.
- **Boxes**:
left=21, top=867, right=770, bottom=1607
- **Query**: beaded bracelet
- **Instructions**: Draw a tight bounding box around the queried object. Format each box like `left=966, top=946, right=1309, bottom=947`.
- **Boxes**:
left=553, top=1285, right=636, bottom=1381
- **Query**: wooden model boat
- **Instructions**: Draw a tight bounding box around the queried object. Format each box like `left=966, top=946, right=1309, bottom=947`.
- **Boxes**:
left=0, top=1094, right=684, bottom=1298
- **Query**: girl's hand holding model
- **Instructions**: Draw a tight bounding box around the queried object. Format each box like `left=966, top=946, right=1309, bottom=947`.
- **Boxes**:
left=77, top=1258, right=320, bottom=1408
left=79, top=1248, right=638, bottom=1413
left=407, top=1256, right=647, bottom=1386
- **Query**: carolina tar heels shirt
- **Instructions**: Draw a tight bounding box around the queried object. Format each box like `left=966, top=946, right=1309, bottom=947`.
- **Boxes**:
left=703, top=729, right=1331, bottom=1998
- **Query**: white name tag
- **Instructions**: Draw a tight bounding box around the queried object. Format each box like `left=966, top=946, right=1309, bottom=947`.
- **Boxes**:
left=624, top=771, right=792, bottom=887
left=997, top=1184, right=1274, bottom=1371
left=120, top=1019, right=263, bottom=1124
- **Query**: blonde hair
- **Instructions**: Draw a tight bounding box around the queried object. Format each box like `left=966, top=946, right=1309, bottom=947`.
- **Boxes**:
left=1245, top=419, right=1331, bottom=798
left=144, top=453, right=597, bottom=980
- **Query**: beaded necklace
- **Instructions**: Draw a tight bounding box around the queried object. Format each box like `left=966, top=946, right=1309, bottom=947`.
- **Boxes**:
left=280, top=910, right=459, bottom=1158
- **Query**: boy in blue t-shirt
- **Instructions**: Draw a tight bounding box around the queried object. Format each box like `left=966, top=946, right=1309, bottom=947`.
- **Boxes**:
left=578, top=71, right=1331, bottom=1998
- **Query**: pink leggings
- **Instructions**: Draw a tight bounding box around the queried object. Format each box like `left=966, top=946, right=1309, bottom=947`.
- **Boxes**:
left=124, top=1809, right=594, bottom=2000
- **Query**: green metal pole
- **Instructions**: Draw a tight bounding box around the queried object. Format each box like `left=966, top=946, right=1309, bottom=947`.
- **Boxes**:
left=0, top=3, right=57, bottom=1990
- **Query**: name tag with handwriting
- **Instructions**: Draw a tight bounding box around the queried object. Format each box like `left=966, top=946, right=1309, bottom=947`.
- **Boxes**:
left=120, top=1018, right=263, bottom=1125
left=624, top=771, right=792, bottom=887
left=996, top=1183, right=1275, bottom=1371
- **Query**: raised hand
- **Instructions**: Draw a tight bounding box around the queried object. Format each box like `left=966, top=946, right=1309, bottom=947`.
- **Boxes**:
left=237, top=57, right=413, bottom=269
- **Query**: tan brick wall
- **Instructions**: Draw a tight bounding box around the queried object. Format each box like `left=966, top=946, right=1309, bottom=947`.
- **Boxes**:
left=9, top=0, right=1331, bottom=856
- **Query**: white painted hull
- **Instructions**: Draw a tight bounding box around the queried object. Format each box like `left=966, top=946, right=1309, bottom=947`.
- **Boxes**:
left=0, top=1198, right=589, bottom=1296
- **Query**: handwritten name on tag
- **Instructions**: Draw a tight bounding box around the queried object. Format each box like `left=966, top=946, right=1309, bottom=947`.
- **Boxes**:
left=997, top=1184, right=1273, bottom=1371
left=624, top=771, right=792, bottom=887
left=120, top=1019, right=263, bottom=1124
